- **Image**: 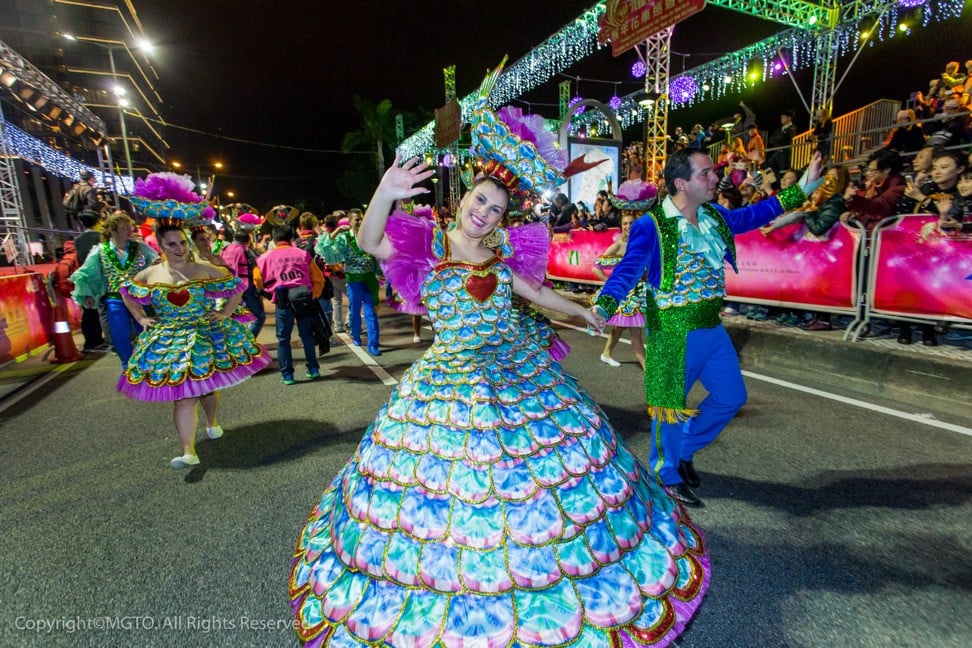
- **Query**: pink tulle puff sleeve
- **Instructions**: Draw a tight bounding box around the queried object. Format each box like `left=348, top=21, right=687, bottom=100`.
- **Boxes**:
left=378, top=211, right=437, bottom=315
left=504, top=223, right=550, bottom=290
left=120, top=281, right=152, bottom=304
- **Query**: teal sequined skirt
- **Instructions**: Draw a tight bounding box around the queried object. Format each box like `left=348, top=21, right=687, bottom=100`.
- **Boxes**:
left=290, top=340, right=709, bottom=647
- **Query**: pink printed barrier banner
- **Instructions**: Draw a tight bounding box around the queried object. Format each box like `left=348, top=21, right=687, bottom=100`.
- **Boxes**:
left=547, top=228, right=620, bottom=284
left=0, top=272, right=55, bottom=363
left=870, top=215, right=972, bottom=321
left=726, top=222, right=861, bottom=311
left=545, top=223, right=861, bottom=313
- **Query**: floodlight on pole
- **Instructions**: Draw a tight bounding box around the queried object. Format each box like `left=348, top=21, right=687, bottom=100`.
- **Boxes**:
left=61, top=33, right=154, bottom=184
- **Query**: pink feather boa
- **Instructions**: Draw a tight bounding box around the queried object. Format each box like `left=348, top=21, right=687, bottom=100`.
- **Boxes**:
left=379, top=212, right=437, bottom=314
left=504, top=223, right=550, bottom=290
left=133, top=172, right=206, bottom=204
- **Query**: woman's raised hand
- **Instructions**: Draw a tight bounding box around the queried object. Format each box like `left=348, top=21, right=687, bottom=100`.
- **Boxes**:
left=379, top=155, right=435, bottom=201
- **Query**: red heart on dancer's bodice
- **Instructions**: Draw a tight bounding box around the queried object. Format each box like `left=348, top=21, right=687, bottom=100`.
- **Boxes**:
left=465, top=272, right=497, bottom=302
left=166, top=289, right=191, bottom=307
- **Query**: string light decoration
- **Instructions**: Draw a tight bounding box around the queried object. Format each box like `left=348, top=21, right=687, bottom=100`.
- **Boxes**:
left=609, top=94, right=623, bottom=110
left=669, top=76, right=698, bottom=104
left=400, top=0, right=964, bottom=157
left=631, top=60, right=647, bottom=79
left=570, top=0, right=964, bottom=131
left=2, top=122, right=133, bottom=192
left=398, top=3, right=606, bottom=158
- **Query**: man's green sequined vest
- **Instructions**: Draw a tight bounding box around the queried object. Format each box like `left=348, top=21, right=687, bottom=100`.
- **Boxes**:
left=642, top=203, right=736, bottom=422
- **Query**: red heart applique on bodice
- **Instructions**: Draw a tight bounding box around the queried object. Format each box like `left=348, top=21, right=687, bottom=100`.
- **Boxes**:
left=166, top=289, right=191, bottom=307
left=464, top=272, right=498, bottom=302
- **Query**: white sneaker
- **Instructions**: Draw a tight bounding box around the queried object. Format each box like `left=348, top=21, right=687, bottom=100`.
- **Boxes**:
left=412, top=335, right=422, bottom=343
left=600, top=354, right=621, bottom=367
left=206, top=425, right=224, bottom=440
left=170, top=453, right=200, bottom=469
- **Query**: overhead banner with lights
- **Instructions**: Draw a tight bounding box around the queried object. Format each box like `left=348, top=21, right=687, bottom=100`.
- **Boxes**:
left=598, top=0, right=706, bottom=57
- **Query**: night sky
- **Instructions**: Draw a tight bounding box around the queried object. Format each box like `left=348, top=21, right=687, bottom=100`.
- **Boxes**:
left=132, top=0, right=970, bottom=211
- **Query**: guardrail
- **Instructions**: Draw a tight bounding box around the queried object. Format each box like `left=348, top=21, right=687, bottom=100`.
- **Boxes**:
left=546, top=214, right=972, bottom=338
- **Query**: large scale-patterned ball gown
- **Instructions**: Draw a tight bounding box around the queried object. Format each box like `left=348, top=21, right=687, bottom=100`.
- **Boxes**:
left=289, top=215, right=709, bottom=647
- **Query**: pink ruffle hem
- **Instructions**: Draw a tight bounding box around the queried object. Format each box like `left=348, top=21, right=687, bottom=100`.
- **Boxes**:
left=116, top=350, right=271, bottom=402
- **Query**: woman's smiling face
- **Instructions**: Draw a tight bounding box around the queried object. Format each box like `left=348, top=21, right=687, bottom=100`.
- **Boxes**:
left=458, top=180, right=509, bottom=240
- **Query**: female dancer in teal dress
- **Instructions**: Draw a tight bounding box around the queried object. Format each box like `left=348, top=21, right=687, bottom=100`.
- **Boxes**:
left=288, top=60, right=710, bottom=647
left=120, top=174, right=270, bottom=469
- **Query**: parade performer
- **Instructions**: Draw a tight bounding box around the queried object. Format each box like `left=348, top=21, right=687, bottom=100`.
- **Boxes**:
left=333, top=209, right=381, bottom=355
left=191, top=225, right=255, bottom=327
left=289, top=58, right=710, bottom=648
left=120, top=173, right=270, bottom=469
left=222, top=212, right=267, bottom=336
left=594, top=148, right=821, bottom=507
left=592, top=157, right=655, bottom=370
left=70, top=210, right=158, bottom=370
left=512, top=202, right=571, bottom=362
left=593, top=212, right=647, bottom=369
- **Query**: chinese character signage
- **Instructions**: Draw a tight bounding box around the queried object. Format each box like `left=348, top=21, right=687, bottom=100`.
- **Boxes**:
left=598, top=0, right=706, bottom=57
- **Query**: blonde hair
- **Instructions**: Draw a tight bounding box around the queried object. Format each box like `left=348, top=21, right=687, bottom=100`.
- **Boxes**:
left=299, top=211, right=318, bottom=230
left=101, top=211, right=134, bottom=242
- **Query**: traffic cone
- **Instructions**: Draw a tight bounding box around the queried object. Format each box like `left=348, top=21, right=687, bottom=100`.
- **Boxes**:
left=49, top=302, right=82, bottom=364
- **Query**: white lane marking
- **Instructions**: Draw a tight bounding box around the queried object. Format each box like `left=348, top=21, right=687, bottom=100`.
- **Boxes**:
left=551, top=318, right=972, bottom=437
left=334, top=333, right=398, bottom=386
left=0, top=362, right=76, bottom=414
left=741, top=370, right=972, bottom=437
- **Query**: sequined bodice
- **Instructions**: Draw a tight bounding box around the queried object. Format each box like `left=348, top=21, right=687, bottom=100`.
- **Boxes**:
left=652, top=245, right=724, bottom=310
left=421, top=258, right=518, bottom=356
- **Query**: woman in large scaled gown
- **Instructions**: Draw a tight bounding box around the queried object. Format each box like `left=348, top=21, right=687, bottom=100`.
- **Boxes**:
left=288, top=157, right=710, bottom=647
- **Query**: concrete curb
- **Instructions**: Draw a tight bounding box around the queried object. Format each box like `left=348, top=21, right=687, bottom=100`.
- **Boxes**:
left=555, top=289, right=970, bottom=419
left=724, top=319, right=971, bottom=418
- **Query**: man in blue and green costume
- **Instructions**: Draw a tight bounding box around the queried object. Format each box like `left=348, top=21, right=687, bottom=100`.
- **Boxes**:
left=71, top=211, right=158, bottom=370
left=593, top=149, right=819, bottom=507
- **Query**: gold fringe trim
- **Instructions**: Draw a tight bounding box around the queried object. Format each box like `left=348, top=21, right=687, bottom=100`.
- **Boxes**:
left=647, top=405, right=699, bottom=424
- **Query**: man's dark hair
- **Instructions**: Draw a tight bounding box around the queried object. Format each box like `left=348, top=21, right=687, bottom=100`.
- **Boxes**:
left=781, top=109, right=796, bottom=119
left=273, top=226, right=294, bottom=243
left=77, top=210, right=101, bottom=229
left=323, top=213, right=339, bottom=230
left=79, top=170, right=93, bottom=182
left=931, top=148, right=968, bottom=171
left=868, top=148, right=904, bottom=173
left=664, top=148, right=705, bottom=195
left=233, top=230, right=251, bottom=244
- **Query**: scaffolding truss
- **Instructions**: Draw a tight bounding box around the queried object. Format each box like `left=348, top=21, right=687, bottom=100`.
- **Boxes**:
left=444, top=65, right=460, bottom=210
left=708, top=0, right=837, bottom=29
left=0, top=102, right=31, bottom=267
left=641, top=27, right=675, bottom=180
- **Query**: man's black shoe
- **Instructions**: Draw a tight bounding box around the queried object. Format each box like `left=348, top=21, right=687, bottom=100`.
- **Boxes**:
left=678, top=459, right=701, bottom=488
left=666, top=483, right=703, bottom=508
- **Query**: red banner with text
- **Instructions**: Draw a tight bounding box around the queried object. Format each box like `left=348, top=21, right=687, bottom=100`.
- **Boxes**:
left=870, top=215, right=972, bottom=321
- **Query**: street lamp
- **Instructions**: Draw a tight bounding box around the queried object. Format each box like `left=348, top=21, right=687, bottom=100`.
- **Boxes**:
left=62, top=33, right=153, bottom=184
